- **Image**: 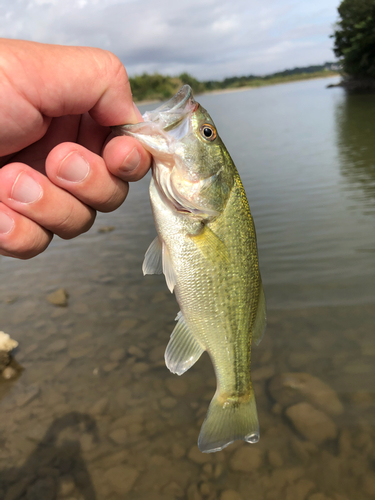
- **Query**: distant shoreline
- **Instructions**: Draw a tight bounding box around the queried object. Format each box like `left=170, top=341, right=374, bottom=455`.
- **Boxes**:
left=134, top=71, right=340, bottom=106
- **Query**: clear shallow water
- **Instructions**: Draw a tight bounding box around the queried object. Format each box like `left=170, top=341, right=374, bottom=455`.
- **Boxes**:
left=0, top=76, right=374, bottom=500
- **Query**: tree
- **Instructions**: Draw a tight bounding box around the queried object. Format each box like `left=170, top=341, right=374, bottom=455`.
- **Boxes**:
left=332, top=0, right=375, bottom=77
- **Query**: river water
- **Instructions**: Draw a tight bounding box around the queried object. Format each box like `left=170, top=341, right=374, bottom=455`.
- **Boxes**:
left=0, top=76, right=374, bottom=500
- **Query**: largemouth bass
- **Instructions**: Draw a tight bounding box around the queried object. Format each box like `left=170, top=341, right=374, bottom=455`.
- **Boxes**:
left=113, top=85, right=266, bottom=453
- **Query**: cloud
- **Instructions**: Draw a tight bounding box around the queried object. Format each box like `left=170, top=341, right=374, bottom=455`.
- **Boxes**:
left=0, top=0, right=339, bottom=79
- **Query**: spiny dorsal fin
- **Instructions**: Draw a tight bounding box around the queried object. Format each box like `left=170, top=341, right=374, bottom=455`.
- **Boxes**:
left=142, top=236, right=163, bottom=275
left=162, top=243, right=177, bottom=293
left=165, top=311, right=205, bottom=375
left=252, top=283, right=267, bottom=346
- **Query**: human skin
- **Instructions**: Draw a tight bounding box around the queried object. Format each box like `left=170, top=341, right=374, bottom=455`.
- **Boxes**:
left=0, top=39, right=151, bottom=259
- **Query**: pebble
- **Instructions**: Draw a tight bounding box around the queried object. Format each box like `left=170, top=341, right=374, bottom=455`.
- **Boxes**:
left=268, top=450, right=284, bottom=468
left=149, top=345, right=165, bottom=363
left=268, top=373, right=343, bottom=416
left=58, top=477, right=75, bottom=497
left=187, top=483, right=203, bottom=500
left=103, top=362, right=119, bottom=372
left=116, top=318, right=138, bottom=334
left=160, top=396, right=177, bottom=409
left=286, top=402, right=337, bottom=445
left=68, top=346, right=92, bottom=359
left=188, top=445, right=212, bottom=464
left=251, top=364, right=275, bottom=382
left=26, top=422, right=46, bottom=442
left=131, top=362, right=150, bottom=374
left=104, top=465, right=139, bottom=495
left=128, top=345, right=145, bottom=358
left=109, top=428, right=128, bottom=445
left=166, top=377, right=188, bottom=396
left=214, top=463, right=224, bottom=479
left=221, top=490, right=243, bottom=500
left=162, top=482, right=185, bottom=498
left=308, top=494, right=331, bottom=500
left=171, top=443, right=186, bottom=459
left=46, top=288, right=68, bottom=307
left=89, top=397, right=109, bottom=415
left=109, top=348, right=126, bottom=362
left=229, top=446, right=263, bottom=472
left=45, top=339, right=67, bottom=354
left=2, top=366, right=18, bottom=380
left=116, top=387, right=132, bottom=409
left=200, top=482, right=213, bottom=496
left=285, top=478, right=315, bottom=500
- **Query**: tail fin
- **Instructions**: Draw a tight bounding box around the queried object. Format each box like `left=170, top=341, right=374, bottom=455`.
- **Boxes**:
left=198, top=391, right=259, bottom=453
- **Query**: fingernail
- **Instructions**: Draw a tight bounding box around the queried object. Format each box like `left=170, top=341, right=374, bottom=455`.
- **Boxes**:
left=0, top=212, right=14, bottom=234
left=58, top=152, right=90, bottom=182
left=11, top=172, right=43, bottom=204
left=122, top=147, right=141, bottom=172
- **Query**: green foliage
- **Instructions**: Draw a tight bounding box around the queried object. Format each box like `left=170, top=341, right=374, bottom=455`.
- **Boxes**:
left=129, top=65, right=338, bottom=102
left=332, top=0, right=375, bottom=77
left=129, top=73, right=181, bottom=102
left=178, top=73, right=205, bottom=94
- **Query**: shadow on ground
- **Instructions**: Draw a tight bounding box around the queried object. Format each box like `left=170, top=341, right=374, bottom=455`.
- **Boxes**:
left=0, top=412, right=98, bottom=500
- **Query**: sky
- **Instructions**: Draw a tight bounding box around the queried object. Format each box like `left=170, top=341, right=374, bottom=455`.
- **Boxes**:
left=0, top=0, right=341, bottom=80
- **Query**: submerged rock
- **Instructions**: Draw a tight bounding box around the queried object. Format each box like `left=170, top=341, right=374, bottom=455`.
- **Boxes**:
left=104, top=465, right=139, bottom=495
left=46, top=288, right=69, bottom=307
left=268, top=373, right=343, bottom=416
left=229, top=446, right=263, bottom=472
left=286, top=402, right=337, bottom=445
left=0, top=331, right=18, bottom=352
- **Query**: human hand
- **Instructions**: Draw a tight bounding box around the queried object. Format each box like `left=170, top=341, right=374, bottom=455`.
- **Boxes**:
left=0, top=39, right=151, bottom=259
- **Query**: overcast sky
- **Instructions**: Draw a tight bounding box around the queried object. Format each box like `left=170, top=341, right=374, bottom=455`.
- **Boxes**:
left=0, top=0, right=340, bottom=80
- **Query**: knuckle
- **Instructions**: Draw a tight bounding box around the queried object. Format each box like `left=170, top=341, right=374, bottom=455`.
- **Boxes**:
left=55, top=205, right=96, bottom=239
left=96, top=180, right=128, bottom=213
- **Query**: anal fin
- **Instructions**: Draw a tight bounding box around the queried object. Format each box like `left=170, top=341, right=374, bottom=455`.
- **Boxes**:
left=165, top=311, right=204, bottom=375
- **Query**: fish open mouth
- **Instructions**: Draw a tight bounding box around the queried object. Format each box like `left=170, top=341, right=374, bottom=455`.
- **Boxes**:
left=143, top=85, right=198, bottom=131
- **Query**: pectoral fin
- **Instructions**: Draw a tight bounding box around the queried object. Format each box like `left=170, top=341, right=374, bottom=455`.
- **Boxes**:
left=189, top=225, right=229, bottom=263
left=142, top=236, right=163, bottom=275
left=165, top=311, right=205, bottom=375
left=252, top=283, right=267, bottom=346
left=162, top=243, right=177, bottom=293
left=143, top=237, right=177, bottom=293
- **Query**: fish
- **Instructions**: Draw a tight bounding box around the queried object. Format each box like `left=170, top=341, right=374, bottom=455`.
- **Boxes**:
left=112, top=85, right=266, bottom=453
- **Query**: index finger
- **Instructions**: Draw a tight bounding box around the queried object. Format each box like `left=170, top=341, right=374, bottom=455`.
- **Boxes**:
left=0, top=39, right=140, bottom=155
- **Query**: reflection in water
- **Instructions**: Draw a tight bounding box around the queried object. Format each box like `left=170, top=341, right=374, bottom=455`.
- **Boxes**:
left=335, top=93, right=375, bottom=212
left=0, top=412, right=97, bottom=499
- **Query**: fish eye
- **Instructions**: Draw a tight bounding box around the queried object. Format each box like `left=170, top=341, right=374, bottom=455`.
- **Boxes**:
left=200, top=124, right=217, bottom=141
